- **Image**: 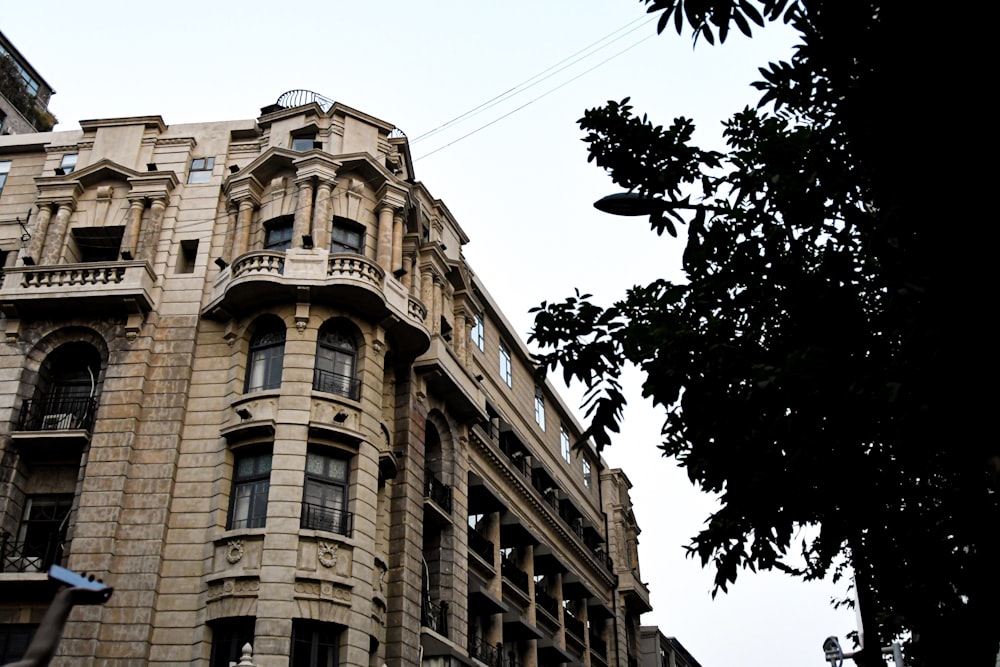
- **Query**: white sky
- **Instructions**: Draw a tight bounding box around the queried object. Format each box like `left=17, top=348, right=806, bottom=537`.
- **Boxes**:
left=4, top=2, right=857, bottom=664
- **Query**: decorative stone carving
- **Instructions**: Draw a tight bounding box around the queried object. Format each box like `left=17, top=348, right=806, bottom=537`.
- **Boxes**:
left=226, top=539, right=245, bottom=564
left=318, top=542, right=338, bottom=568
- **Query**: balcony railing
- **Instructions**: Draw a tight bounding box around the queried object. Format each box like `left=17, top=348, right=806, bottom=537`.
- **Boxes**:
left=327, top=254, right=383, bottom=290
left=468, top=635, right=503, bottom=667
left=468, top=525, right=494, bottom=564
left=589, top=631, right=608, bottom=660
left=0, top=530, right=64, bottom=573
left=312, top=368, right=360, bottom=400
left=300, top=503, right=353, bottom=536
left=564, top=608, right=585, bottom=641
left=17, top=396, right=97, bottom=432
left=424, top=472, right=453, bottom=513
left=501, top=556, right=529, bottom=594
left=421, top=595, right=449, bottom=636
left=535, top=587, right=559, bottom=619
left=231, top=251, right=284, bottom=278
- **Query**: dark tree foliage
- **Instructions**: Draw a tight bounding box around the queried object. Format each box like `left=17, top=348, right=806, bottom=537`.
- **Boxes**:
left=531, top=2, right=995, bottom=665
left=0, top=55, right=55, bottom=132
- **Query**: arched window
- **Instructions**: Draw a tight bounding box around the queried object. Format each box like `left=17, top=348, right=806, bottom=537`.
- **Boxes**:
left=245, top=319, right=285, bottom=393
left=21, top=342, right=101, bottom=431
left=313, top=324, right=357, bottom=399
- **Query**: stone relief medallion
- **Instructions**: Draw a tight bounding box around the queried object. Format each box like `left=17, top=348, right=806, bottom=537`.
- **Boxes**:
left=318, top=542, right=339, bottom=568
left=226, top=539, right=245, bottom=564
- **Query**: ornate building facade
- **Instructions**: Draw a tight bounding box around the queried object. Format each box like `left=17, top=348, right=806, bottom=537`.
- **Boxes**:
left=0, top=92, right=651, bottom=667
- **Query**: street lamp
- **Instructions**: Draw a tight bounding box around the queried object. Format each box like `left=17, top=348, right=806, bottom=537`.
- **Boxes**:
left=593, top=192, right=670, bottom=216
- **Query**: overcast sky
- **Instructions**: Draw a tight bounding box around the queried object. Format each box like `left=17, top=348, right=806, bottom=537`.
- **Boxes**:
left=4, top=2, right=857, bottom=664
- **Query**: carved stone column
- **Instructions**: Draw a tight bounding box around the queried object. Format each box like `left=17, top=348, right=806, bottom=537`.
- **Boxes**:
left=376, top=204, right=394, bottom=269
left=232, top=199, right=255, bottom=258
left=221, top=206, right=237, bottom=264
left=420, top=267, right=434, bottom=328
left=312, top=180, right=334, bottom=251
left=292, top=177, right=314, bottom=249
left=40, top=202, right=75, bottom=265
left=454, top=310, right=467, bottom=363
left=401, top=254, right=413, bottom=291
left=391, top=211, right=404, bottom=274
left=410, top=252, right=422, bottom=299
left=431, top=275, right=443, bottom=336
left=25, top=203, right=54, bottom=264
left=121, top=198, right=146, bottom=260
left=138, top=198, right=167, bottom=261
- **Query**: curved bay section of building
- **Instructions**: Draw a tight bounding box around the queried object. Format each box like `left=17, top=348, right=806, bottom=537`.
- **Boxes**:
left=0, top=97, right=652, bottom=667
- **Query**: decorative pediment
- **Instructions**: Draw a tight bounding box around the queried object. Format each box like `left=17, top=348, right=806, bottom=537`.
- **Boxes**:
left=47, top=158, right=139, bottom=188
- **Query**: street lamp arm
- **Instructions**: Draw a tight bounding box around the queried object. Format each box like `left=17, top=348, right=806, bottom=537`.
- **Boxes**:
left=593, top=192, right=725, bottom=216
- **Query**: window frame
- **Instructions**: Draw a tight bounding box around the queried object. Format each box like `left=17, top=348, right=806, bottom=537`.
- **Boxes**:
left=499, top=344, right=512, bottom=388
left=583, top=459, right=592, bottom=489
left=245, top=321, right=286, bottom=393
left=209, top=617, right=256, bottom=667
left=471, top=314, right=485, bottom=352
left=0, top=160, right=11, bottom=195
left=187, top=157, right=215, bottom=184
left=331, top=217, right=364, bottom=254
left=560, top=425, right=572, bottom=464
left=301, top=449, right=351, bottom=536
left=59, top=153, right=78, bottom=175
left=228, top=450, right=272, bottom=530
left=313, top=325, right=358, bottom=399
left=263, top=216, right=294, bottom=251
left=534, top=387, right=546, bottom=430
left=290, top=620, right=341, bottom=667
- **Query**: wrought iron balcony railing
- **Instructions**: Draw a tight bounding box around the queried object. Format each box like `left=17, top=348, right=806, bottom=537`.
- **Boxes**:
left=535, top=587, right=559, bottom=619
left=312, top=368, right=360, bottom=400
left=424, top=472, right=453, bottom=513
left=0, top=530, right=64, bottom=573
left=17, top=396, right=97, bottom=432
left=300, top=503, right=353, bottom=536
left=501, top=556, right=529, bottom=594
left=564, top=608, right=585, bottom=641
left=421, top=595, right=449, bottom=636
left=468, top=525, right=494, bottom=564
left=468, top=635, right=503, bottom=667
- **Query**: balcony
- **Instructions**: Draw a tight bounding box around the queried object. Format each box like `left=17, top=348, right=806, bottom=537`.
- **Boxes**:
left=300, top=502, right=353, bottom=537
left=534, top=586, right=560, bottom=621
left=468, top=635, right=502, bottom=667
left=1, top=530, right=64, bottom=573
left=312, top=368, right=360, bottom=400
left=205, top=249, right=429, bottom=358
left=563, top=608, right=585, bottom=643
left=421, top=595, right=449, bottom=636
left=12, top=396, right=96, bottom=461
left=619, top=567, right=653, bottom=614
left=500, top=555, right=530, bottom=597
left=424, top=472, right=453, bottom=513
left=467, top=525, right=494, bottom=565
left=0, top=260, right=156, bottom=320
left=413, top=336, right=486, bottom=423
left=589, top=631, right=608, bottom=665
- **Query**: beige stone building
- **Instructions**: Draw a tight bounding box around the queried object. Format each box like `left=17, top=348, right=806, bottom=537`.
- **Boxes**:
left=0, top=91, right=652, bottom=667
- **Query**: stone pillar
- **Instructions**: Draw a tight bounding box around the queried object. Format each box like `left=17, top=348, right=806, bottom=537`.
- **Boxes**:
left=454, top=310, right=467, bottom=362
left=292, top=178, right=314, bottom=249
left=410, top=252, right=423, bottom=299
left=376, top=204, right=394, bottom=269
left=121, top=198, right=146, bottom=259
left=400, top=254, right=413, bottom=291
left=312, top=179, right=334, bottom=250
left=40, top=202, right=75, bottom=265
left=420, top=270, right=434, bottom=333
left=139, top=198, right=167, bottom=261
left=25, top=203, right=53, bottom=264
left=232, top=199, right=254, bottom=258
left=391, top=211, right=404, bottom=275
left=431, top=276, right=443, bottom=336
left=221, top=206, right=237, bottom=264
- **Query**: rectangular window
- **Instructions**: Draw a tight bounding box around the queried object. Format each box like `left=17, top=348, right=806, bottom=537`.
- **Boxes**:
left=331, top=218, right=363, bottom=254
left=301, top=450, right=351, bottom=535
left=209, top=617, right=255, bottom=667
left=228, top=451, right=271, bottom=529
left=264, top=216, right=294, bottom=251
left=72, top=225, right=125, bottom=262
left=291, top=135, right=318, bottom=152
left=560, top=425, right=572, bottom=464
left=471, top=314, right=484, bottom=352
left=499, top=344, right=512, bottom=388
left=17, top=494, right=72, bottom=572
left=0, top=624, right=38, bottom=663
left=0, top=161, right=11, bottom=195
left=534, top=387, right=545, bottom=430
left=187, top=157, right=215, bottom=184
left=291, top=620, right=340, bottom=667
left=583, top=459, right=592, bottom=489
left=59, top=153, right=78, bottom=175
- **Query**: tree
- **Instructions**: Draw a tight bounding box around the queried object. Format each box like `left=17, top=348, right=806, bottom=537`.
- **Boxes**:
left=530, top=2, right=997, bottom=665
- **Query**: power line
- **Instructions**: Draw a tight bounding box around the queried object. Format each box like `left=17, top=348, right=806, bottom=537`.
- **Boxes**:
left=414, top=34, right=656, bottom=162
left=411, top=14, right=656, bottom=145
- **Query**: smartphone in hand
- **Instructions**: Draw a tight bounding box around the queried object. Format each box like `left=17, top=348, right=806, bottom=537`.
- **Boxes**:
left=48, top=565, right=113, bottom=603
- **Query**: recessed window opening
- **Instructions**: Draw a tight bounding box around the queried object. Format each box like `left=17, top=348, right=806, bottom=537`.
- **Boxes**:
left=301, top=449, right=351, bottom=535
left=331, top=217, right=363, bottom=254
left=245, top=318, right=285, bottom=393
left=175, top=239, right=199, bottom=273
left=187, top=157, right=215, bottom=184
left=263, top=216, right=294, bottom=251
left=72, top=226, right=124, bottom=263
left=59, top=153, right=78, bottom=175
left=499, top=344, right=512, bottom=388
left=228, top=450, right=272, bottom=530
left=314, top=324, right=358, bottom=399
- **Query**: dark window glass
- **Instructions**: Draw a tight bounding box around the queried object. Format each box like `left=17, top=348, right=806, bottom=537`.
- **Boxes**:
left=264, top=216, right=293, bottom=251
left=313, top=326, right=356, bottom=398
left=301, top=451, right=350, bottom=535
left=228, top=452, right=271, bottom=530
left=245, top=321, right=285, bottom=392
left=209, top=617, right=255, bottom=667
left=0, top=624, right=38, bottom=663
left=291, top=620, right=340, bottom=667
left=331, top=219, right=363, bottom=254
